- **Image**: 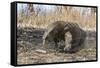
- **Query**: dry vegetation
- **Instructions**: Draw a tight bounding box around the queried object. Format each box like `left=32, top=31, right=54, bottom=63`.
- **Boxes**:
left=17, top=6, right=96, bottom=30
left=17, top=5, right=97, bottom=65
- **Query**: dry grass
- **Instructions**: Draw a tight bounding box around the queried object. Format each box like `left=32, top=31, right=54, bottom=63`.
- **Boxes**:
left=17, top=7, right=96, bottom=31
left=17, top=47, right=96, bottom=65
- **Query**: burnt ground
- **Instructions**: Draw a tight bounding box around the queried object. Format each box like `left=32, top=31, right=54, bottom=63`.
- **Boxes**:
left=17, top=27, right=97, bottom=65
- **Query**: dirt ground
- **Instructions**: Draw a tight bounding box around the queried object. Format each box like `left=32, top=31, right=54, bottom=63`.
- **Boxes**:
left=17, top=27, right=97, bottom=65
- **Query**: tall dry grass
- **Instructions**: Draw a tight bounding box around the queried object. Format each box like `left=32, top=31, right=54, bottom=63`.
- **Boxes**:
left=17, top=7, right=96, bottom=31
